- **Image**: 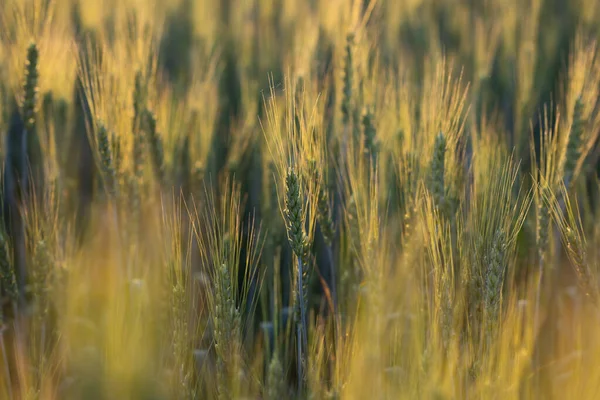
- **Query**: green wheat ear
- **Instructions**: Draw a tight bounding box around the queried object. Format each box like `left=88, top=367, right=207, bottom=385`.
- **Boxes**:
left=193, top=163, right=205, bottom=198
left=429, top=132, right=446, bottom=211
left=362, top=106, right=379, bottom=162
left=23, top=42, right=45, bottom=193
left=23, top=43, right=39, bottom=134
left=563, top=226, right=597, bottom=302
left=133, top=71, right=145, bottom=119
left=112, top=132, right=122, bottom=178
left=132, top=71, right=146, bottom=179
left=317, top=182, right=335, bottom=246
left=307, top=159, right=335, bottom=245
left=266, top=352, right=286, bottom=400
left=563, top=96, right=585, bottom=186
left=31, top=238, right=52, bottom=311
left=0, top=232, right=17, bottom=307
left=341, top=33, right=355, bottom=126
left=142, top=109, right=165, bottom=185
left=176, top=134, right=192, bottom=195
left=213, top=262, right=241, bottom=400
left=284, top=167, right=309, bottom=386
left=285, top=168, right=308, bottom=261
left=214, top=262, right=241, bottom=349
left=536, top=185, right=551, bottom=268
left=97, top=123, right=117, bottom=196
left=294, top=75, right=305, bottom=135
left=484, top=229, right=506, bottom=337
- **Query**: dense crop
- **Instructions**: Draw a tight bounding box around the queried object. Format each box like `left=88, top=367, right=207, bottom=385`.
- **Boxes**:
left=1, top=0, right=600, bottom=399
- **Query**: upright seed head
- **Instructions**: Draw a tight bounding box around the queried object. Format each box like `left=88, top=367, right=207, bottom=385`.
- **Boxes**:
left=128, top=175, right=141, bottom=223
left=342, top=33, right=355, bottom=126
left=352, top=79, right=364, bottom=141
left=0, top=232, right=17, bottom=305
left=347, top=194, right=360, bottom=245
left=397, top=129, right=405, bottom=149
left=142, top=109, right=165, bottom=185
left=317, top=187, right=335, bottom=246
left=177, top=135, right=192, bottom=195
left=112, top=132, right=122, bottom=177
left=97, top=123, right=117, bottom=196
left=439, top=275, right=453, bottom=349
left=484, top=230, right=506, bottom=329
left=133, top=71, right=145, bottom=122
left=362, top=106, right=379, bottom=162
left=307, top=161, right=335, bottom=246
left=294, top=76, right=305, bottom=135
left=32, top=238, right=52, bottom=312
left=215, top=263, right=240, bottom=345
left=536, top=185, right=551, bottom=267
left=285, top=168, right=309, bottom=261
left=295, top=76, right=305, bottom=104
left=564, top=227, right=597, bottom=302
left=563, top=97, right=585, bottom=186
left=213, top=262, right=241, bottom=400
left=132, top=71, right=146, bottom=178
left=22, top=43, right=45, bottom=193
left=192, top=162, right=205, bottom=199
left=22, top=43, right=39, bottom=134
left=42, top=91, right=53, bottom=121
left=55, top=97, right=69, bottom=130
left=266, top=352, right=286, bottom=400
left=429, top=132, right=446, bottom=210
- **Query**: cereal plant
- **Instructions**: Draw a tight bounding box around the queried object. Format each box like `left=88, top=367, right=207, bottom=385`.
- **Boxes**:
left=0, top=0, right=599, bottom=399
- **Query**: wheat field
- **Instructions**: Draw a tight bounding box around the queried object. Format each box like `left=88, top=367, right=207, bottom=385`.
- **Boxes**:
left=0, top=0, right=600, bottom=398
